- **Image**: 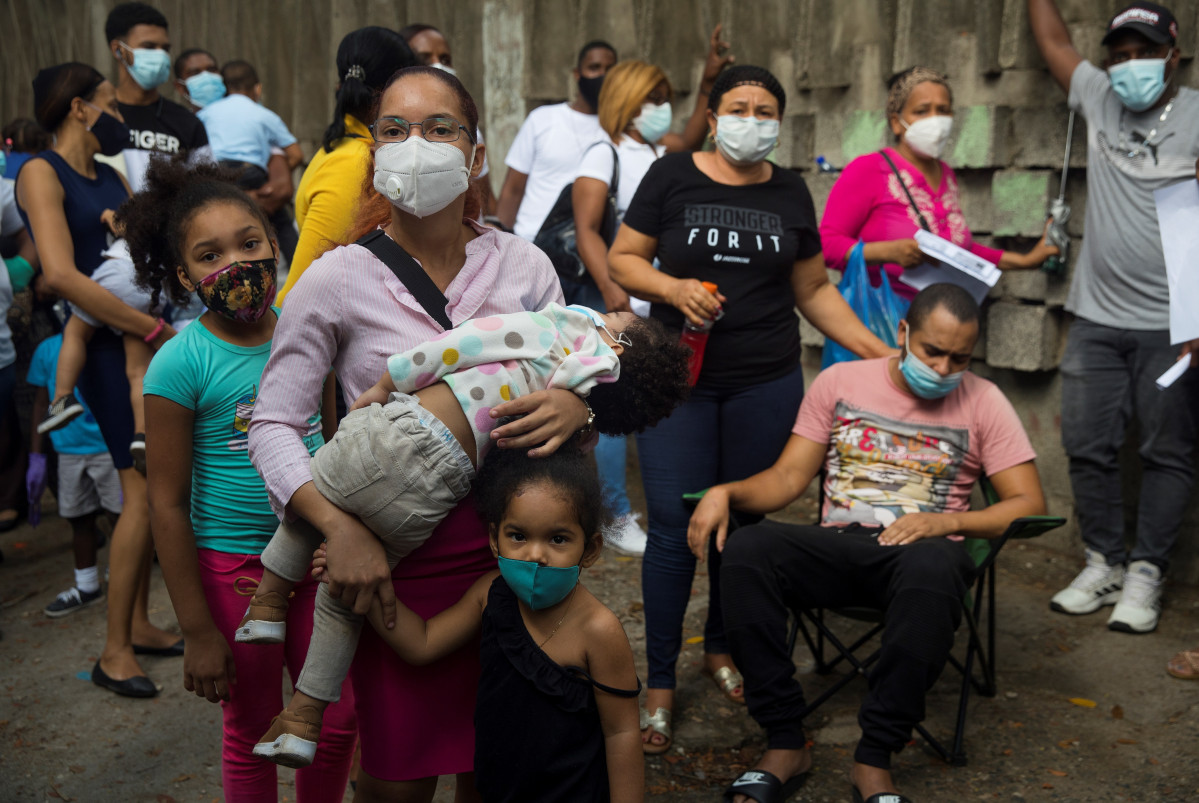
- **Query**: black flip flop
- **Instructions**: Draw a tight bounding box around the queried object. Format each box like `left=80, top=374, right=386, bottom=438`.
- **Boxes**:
left=133, top=639, right=184, bottom=657
left=852, top=786, right=913, bottom=803
left=723, top=769, right=808, bottom=802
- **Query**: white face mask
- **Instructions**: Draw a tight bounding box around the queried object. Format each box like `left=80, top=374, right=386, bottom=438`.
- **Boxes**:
left=373, top=138, right=474, bottom=218
left=430, top=61, right=458, bottom=78
left=901, top=114, right=953, bottom=160
left=714, top=115, right=779, bottom=165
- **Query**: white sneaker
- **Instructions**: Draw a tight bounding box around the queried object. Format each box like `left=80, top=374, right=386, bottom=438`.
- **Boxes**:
left=604, top=513, right=648, bottom=556
left=1050, top=548, right=1123, bottom=615
left=1107, top=561, right=1163, bottom=634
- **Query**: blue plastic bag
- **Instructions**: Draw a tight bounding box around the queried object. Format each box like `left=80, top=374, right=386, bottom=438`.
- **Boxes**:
left=821, top=241, right=909, bottom=368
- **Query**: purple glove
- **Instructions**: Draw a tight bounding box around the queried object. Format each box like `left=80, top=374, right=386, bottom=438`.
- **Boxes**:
left=26, top=453, right=47, bottom=528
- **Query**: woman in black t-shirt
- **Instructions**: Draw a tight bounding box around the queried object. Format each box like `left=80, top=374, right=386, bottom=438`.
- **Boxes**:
left=609, top=65, right=892, bottom=755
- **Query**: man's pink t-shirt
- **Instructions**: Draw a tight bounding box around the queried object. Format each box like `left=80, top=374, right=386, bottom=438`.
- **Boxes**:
left=793, top=357, right=1036, bottom=529
left=819, top=148, right=1004, bottom=300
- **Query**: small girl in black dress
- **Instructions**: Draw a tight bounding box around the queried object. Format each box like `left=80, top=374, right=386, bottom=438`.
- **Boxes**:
left=315, top=444, right=645, bottom=802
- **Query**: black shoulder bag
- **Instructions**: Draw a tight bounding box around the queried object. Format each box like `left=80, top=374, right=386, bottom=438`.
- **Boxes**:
left=533, top=142, right=620, bottom=283
left=356, top=230, right=453, bottom=330
left=879, top=150, right=932, bottom=232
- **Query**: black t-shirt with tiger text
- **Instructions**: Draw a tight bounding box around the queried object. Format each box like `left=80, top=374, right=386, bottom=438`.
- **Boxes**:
left=117, top=96, right=210, bottom=190
left=621, top=152, right=821, bottom=387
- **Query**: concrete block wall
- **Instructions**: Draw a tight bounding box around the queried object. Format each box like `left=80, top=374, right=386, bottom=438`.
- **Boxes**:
left=5, top=0, right=1198, bottom=582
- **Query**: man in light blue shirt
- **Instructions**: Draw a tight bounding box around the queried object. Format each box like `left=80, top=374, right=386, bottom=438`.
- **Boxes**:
left=197, top=60, right=303, bottom=189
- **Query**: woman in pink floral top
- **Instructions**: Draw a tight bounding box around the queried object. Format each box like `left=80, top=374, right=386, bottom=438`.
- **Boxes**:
left=820, top=66, right=1057, bottom=300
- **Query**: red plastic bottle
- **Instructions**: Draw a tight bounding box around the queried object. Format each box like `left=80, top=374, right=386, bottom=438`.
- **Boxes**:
left=679, top=281, right=721, bottom=386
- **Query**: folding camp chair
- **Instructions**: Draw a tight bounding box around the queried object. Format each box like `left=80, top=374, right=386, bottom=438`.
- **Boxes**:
left=784, top=477, right=1065, bottom=765
left=684, top=478, right=1066, bottom=766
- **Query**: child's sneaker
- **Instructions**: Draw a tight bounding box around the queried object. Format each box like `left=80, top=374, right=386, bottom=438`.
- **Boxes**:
left=38, top=394, right=85, bottom=434
left=252, top=706, right=322, bottom=767
left=1049, top=548, right=1123, bottom=614
left=235, top=591, right=290, bottom=643
left=1108, top=561, right=1164, bottom=634
left=44, top=586, right=104, bottom=618
left=130, top=434, right=147, bottom=475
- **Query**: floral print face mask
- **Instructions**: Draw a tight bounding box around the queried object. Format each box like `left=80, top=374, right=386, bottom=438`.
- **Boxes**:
left=195, top=256, right=278, bottom=323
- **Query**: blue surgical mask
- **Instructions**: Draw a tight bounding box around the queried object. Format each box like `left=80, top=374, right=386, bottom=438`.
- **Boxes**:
left=497, top=556, right=579, bottom=610
left=185, top=71, right=226, bottom=107
left=566, top=304, right=631, bottom=347
left=1108, top=55, right=1170, bottom=112
left=714, top=115, right=779, bottom=165
left=119, top=42, right=172, bottom=90
left=899, top=331, right=964, bottom=400
left=633, top=101, right=672, bottom=143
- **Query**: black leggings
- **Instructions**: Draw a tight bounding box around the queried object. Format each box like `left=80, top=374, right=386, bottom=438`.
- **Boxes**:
left=720, top=522, right=975, bottom=769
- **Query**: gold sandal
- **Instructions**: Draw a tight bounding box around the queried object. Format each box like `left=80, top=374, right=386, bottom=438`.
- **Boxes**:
left=640, top=707, right=673, bottom=755
left=704, top=664, right=745, bottom=704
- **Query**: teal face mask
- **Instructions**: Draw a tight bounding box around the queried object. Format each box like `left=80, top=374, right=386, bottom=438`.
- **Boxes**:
left=119, top=42, right=171, bottom=90
left=1108, top=55, right=1170, bottom=112
left=497, top=555, right=579, bottom=610
left=899, top=331, right=964, bottom=400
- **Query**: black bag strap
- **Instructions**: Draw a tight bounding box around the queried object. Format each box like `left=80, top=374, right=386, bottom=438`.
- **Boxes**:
left=604, top=142, right=619, bottom=197
left=356, top=230, right=452, bottom=330
left=879, top=150, right=932, bottom=232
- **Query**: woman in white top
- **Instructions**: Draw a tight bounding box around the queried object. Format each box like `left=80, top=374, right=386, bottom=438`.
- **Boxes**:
left=569, top=58, right=722, bottom=555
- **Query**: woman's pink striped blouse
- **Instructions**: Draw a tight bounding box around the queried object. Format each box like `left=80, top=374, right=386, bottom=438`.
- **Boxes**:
left=248, top=223, right=562, bottom=517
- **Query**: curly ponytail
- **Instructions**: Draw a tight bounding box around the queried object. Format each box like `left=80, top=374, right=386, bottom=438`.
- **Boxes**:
left=117, top=156, right=273, bottom=310
left=322, top=26, right=417, bottom=153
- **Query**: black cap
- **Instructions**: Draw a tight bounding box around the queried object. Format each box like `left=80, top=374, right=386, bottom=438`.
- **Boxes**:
left=1102, top=3, right=1179, bottom=46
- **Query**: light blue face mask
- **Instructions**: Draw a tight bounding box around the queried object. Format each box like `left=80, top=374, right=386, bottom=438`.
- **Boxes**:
left=185, top=71, right=226, bottom=107
left=633, top=101, right=672, bottom=143
left=1108, top=55, right=1170, bottom=112
left=566, top=304, right=631, bottom=347
left=899, top=331, right=964, bottom=400
left=497, top=555, right=579, bottom=610
left=120, top=42, right=172, bottom=90
left=0, top=150, right=6, bottom=178
left=714, top=115, right=779, bottom=165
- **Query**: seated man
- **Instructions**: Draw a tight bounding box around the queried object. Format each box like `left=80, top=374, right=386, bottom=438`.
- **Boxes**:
left=688, top=283, right=1046, bottom=803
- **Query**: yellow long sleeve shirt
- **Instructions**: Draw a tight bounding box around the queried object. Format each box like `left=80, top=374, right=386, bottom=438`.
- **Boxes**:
left=279, top=114, right=372, bottom=303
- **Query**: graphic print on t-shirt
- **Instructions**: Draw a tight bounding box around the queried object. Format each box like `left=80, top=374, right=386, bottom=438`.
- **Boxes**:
left=822, top=401, right=969, bottom=527
left=230, top=387, right=257, bottom=451
left=684, top=203, right=785, bottom=265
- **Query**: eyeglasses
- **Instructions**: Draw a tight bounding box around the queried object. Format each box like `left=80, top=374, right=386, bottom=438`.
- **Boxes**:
left=369, top=116, right=474, bottom=144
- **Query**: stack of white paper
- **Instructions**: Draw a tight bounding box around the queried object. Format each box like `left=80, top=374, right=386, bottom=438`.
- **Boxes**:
left=901, top=230, right=1002, bottom=304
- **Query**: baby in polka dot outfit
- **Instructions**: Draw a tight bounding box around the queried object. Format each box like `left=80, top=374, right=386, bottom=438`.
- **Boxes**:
left=243, top=304, right=692, bottom=759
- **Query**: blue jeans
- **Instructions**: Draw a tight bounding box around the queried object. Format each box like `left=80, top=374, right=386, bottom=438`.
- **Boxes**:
left=637, top=364, right=805, bottom=688
left=1060, top=319, right=1198, bottom=571
left=560, top=276, right=631, bottom=516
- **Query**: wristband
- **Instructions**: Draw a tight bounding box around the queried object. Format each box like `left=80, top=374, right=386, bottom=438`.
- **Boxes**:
left=144, top=317, right=166, bottom=344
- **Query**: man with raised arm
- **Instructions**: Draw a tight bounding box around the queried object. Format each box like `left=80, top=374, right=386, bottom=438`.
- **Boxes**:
left=1028, top=0, right=1199, bottom=634
left=689, top=284, right=1046, bottom=803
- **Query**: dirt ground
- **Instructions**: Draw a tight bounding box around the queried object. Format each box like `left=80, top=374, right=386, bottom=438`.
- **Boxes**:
left=2, top=484, right=1198, bottom=803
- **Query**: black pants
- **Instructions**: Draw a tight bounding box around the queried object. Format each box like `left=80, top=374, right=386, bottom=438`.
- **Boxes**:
left=721, top=522, right=976, bottom=769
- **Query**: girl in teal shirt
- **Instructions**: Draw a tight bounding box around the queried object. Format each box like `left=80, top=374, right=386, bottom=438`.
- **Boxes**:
left=133, top=158, right=354, bottom=803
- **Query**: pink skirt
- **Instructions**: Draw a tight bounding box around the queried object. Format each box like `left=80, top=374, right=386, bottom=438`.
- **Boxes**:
left=350, top=493, right=496, bottom=781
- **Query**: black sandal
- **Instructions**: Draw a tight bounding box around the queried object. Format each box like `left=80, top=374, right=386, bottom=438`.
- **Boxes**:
left=852, top=786, right=913, bottom=803
left=723, top=769, right=808, bottom=802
